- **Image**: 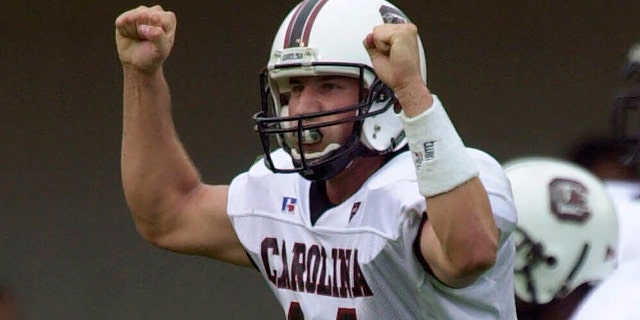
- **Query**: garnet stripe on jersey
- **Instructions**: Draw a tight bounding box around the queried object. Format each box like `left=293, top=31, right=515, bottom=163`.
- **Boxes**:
left=284, top=0, right=328, bottom=48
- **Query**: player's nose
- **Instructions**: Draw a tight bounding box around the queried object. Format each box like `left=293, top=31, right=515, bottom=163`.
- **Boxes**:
left=290, top=88, right=322, bottom=115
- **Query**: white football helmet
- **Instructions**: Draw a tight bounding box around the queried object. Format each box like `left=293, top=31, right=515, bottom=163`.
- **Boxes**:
left=253, top=0, right=427, bottom=180
left=503, top=157, right=618, bottom=304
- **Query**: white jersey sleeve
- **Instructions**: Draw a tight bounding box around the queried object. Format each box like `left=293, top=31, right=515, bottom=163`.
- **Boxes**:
left=227, top=148, right=517, bottom=320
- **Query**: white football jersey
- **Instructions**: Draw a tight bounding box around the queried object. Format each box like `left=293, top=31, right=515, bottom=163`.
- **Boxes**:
left=228, top=148, right=518, bottom=319
left=571, top=260, right=640, bottom=320
left=604, top=181, right=640, bottom=265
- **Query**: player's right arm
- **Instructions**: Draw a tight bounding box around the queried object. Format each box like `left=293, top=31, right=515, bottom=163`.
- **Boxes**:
left=115, top=6, right=251, bottom=267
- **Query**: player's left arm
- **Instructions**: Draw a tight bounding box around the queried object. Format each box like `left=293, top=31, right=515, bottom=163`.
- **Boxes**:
left=365, top=23, right=499, bottom=288
left=418, top=179, right=499, bottom=288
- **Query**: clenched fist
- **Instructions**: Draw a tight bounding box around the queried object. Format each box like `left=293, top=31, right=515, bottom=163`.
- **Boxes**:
left=363, top=23, right=431, bottom=117
left=115, top=5, right=176, bottom=74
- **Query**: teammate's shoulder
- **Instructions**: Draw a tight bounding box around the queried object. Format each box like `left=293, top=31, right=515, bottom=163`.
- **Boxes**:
left=571, top=260, right=640, bottom=319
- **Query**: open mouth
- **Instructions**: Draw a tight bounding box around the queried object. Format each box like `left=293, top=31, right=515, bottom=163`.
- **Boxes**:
left=285, top=128, right=342, bottom=161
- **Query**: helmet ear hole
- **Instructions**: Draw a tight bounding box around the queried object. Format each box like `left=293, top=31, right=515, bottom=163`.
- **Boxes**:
left=393, top=100, right=402, bottom=113
left=375, top=89, right=388, bottom=103
left=546, top=256, right=557, bottom=267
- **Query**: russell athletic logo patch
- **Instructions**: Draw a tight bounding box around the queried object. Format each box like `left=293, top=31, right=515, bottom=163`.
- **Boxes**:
left=281, top=197, right=298, bottom=214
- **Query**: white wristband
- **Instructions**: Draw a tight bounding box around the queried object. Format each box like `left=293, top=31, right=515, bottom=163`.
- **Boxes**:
left=401, top=96, right=479, bottom=197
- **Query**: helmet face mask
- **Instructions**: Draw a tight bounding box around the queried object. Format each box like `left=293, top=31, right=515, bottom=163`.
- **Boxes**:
left=504, top=158, right=618, bottom=305
left=612, top=87, right=640, bottom=164
left=254, top=63, right=399, bottom=180
left=513, top=225, right=590, bottom=305
left=252, top=0, right=426, bottom=180
left=612, top=42, right=640, bottom=165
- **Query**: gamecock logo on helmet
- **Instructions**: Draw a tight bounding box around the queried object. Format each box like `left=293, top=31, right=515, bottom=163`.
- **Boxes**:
left=549, top=178, right=591, bottom=222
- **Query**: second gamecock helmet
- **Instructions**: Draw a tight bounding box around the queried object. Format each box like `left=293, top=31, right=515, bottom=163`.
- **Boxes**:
left=253, top=0, right=427, bottom=180
left=503, top=157, right=618, bottom=305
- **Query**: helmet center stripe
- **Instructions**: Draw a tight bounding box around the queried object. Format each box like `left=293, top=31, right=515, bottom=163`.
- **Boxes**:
left=284, top=0, right=328, bottom=48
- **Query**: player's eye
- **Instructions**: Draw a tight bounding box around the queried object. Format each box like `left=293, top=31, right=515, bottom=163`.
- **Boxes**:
left=319, top=82, right=339, bottom=91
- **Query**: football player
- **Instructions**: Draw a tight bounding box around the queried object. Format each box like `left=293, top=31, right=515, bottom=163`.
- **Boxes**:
left=570, top=42, right=640, bottom=320
left=503, top=157, right=618, bottom=320
left=115, top=0, right=518, bottom=318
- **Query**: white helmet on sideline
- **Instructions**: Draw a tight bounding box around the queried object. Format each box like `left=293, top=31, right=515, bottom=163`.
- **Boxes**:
left=504, top=157, right=618, bottom=304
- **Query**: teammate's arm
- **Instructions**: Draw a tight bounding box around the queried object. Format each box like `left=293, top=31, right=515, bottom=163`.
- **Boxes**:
left=364, top=23, right=499, bottom=288
left=115, top=5, right=250, bottom=266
